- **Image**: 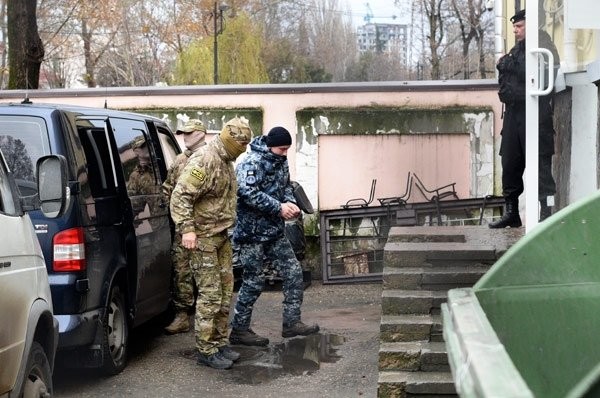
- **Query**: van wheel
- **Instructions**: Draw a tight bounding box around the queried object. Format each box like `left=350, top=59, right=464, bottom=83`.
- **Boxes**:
left=101, top=285, right=128, bottom=375
left=21, top=342, right=53, bottom=398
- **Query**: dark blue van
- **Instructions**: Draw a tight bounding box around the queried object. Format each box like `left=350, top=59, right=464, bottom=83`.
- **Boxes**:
left=0, top=102, right=180, bottom=375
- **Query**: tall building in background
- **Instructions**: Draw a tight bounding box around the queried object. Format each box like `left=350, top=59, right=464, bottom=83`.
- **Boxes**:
left=357, top=23, right=408, bottom=62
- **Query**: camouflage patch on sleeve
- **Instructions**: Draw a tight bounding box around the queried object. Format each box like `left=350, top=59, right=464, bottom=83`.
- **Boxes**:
left=190, top=167, right=206, bottom=182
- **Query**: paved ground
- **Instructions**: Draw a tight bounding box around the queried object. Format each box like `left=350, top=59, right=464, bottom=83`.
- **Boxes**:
left=53, top=281, right=383, bottom=398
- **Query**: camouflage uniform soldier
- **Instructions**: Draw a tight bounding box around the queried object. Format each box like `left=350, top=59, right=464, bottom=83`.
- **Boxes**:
left=229, top=127, right=319, bottom=347
left=127, top=136, right=154, bottom=196
left=170, top=117, right=252, bottom=370
left=127, top=136, right=157, bottom=226
left=162, top=119, right=207, bottom=335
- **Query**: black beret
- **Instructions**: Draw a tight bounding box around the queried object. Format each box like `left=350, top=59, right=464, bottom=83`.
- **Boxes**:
left=510, top=9, right=525, bottom=24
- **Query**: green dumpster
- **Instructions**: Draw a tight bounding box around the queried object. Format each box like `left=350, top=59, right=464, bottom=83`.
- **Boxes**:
left=442, top=191, right=600, bottom=398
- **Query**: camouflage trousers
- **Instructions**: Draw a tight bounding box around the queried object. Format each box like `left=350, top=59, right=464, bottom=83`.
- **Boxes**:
left=231, top=236, right=303, bottom=330
left=191, top=231, right=234, bottom=356
left=170, top=234, right=195, bottom=313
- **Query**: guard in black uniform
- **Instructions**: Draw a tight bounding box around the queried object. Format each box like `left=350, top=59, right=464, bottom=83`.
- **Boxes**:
left=490, top=9, right=559, bottom=228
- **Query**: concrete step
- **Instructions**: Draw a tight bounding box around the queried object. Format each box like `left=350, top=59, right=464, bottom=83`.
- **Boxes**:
left=384, top=241, right=498, bottom=268
left=382, top=289, right=448, bottom=315
left=383, top=266, right=489, bottom=291
left=380, top=314, right=443, bottom=343
left=378, top=370, right=457, bottom=397
left=379, top=341, right=450, bottom=372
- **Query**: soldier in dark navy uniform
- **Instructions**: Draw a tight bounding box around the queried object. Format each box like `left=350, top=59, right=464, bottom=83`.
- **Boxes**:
left=229, top=126, right=319, bottom=347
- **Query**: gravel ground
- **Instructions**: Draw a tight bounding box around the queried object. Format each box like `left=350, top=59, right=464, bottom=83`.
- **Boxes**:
left=54, top=281, right=383, bottom=398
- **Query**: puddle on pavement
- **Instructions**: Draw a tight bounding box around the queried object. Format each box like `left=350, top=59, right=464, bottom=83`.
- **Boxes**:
left=178, top=333, right=346, bottom=384
left=230, top=333, right=345, bottom=384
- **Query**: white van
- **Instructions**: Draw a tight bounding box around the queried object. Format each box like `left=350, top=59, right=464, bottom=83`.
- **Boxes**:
left=0, top=153, right=67, bottom=397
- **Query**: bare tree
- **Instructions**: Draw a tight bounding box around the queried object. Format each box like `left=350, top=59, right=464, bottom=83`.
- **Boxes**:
left=0, top=0, right=7, bottom=89
left=304, top=0, right=356, bottom=82
left=422, top=0, right=445, bottom=80
left=250, top=0, right=356, bottom=83
left=450, top=0, right=493, bottom=79
left=7, top=0, right=44, bottom=88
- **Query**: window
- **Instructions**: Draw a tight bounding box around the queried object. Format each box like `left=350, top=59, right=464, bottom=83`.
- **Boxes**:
left=77, top=118, right=118, bottom=198
left=108, top=118, right=154, bottom=186
left=0, top=116, right=51, bottom=197
left=155, top=125, right=179, bottom=170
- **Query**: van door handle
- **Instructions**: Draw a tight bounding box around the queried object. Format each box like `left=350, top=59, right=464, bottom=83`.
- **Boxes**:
left=1, top=261, right=11, bottom=268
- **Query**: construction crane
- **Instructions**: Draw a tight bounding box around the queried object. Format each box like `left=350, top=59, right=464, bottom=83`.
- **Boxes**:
left=363, top=2, right=397, bottom=24
left=364, top=2, right=374, bottom=23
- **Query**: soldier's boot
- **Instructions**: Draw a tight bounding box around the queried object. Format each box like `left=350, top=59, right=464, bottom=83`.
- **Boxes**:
left=282, top=321, right=320, bottom=338
left=539, top=198, right=552, bottom=221
left=197, top=352, right=233, bottom=370
left=489, top=199, right=522, bottom=229
left=164, top=312, right=190, bottom=334
left=229, top=328, right=270, bottom=346
left=218, top=346, right=241, bottom=362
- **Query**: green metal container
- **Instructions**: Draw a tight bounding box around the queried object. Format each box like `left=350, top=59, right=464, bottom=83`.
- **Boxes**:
left=443, top=190, right=600, bottom=398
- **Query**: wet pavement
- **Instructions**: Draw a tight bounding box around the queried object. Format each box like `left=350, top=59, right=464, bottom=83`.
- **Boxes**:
left=53, top=281, right=382, bottom=398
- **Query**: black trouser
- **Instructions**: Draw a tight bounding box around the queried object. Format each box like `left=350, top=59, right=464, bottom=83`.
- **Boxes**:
left=499, top=104, right=556, bottom=201
left=500, top=105, right=526, bottom=201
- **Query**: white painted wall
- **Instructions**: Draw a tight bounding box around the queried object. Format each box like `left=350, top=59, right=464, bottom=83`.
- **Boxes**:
left=570, top=82, right=599, bottom=202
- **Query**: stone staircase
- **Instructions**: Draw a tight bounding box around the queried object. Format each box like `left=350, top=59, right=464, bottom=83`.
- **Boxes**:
left=377, top=226, right=522, bottom=397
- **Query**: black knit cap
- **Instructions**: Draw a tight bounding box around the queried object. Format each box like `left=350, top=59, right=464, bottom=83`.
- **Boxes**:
left=510, top=9, right=525, bottom=24
left=265, top=126, right=292, bottom=147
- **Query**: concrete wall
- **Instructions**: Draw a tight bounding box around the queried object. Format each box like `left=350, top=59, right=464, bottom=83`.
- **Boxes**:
left=0, top=81, right=502, bottom=219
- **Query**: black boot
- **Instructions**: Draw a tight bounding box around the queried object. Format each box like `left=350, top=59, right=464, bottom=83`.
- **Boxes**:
left=229, top=328, right=269, bottom=346
left=197, top=352, right=233, bottom=369
left=282, top=321, right=320, bottom=338
left=539, top=198, right=552, bottom=221
left=489, top=199, right=522, bottom=228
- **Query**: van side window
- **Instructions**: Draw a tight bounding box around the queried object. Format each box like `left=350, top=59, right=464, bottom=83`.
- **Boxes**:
left=109, top=118, right=158, bottom=190
left=0, top=116, right=51, bottom=197
left=77, top=124, right=118, bottom=198
left=155, top=126, right=179, bottom=170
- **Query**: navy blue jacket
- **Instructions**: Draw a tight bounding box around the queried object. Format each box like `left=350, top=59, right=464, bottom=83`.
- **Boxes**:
left=233, top=136, right=296, bottom=243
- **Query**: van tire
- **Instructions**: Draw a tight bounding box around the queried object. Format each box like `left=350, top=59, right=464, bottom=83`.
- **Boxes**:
left=101, top=285, right=128, bottom=375
left=21, top=341, right=53, bottom=398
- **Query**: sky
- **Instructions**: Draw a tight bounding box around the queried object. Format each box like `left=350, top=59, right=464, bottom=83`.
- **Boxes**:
left=347, top=0, right=407, bottom=27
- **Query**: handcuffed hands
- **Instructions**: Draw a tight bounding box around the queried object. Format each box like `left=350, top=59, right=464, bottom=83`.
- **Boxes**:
left=280, top=202, right=301, bottom=220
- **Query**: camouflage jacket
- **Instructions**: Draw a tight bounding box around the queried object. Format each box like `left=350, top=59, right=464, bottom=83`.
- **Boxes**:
left=170, top=137, right=238, bottom=237
left=126, top=164, right=156, bottom=216
left=233, top=136, right=296, bottom=243
left=162, top=149, right=194, bottom=200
